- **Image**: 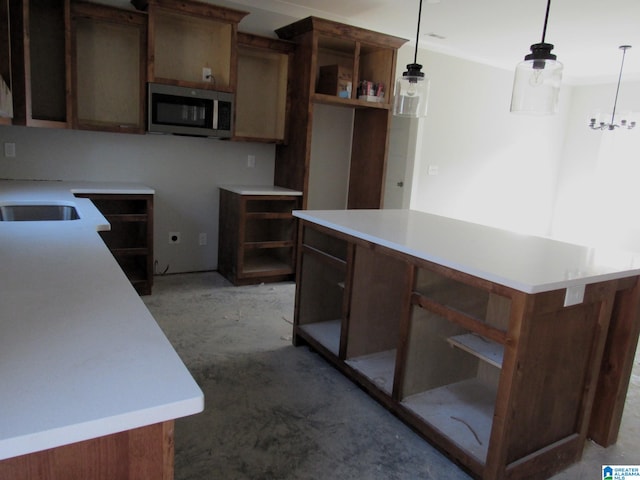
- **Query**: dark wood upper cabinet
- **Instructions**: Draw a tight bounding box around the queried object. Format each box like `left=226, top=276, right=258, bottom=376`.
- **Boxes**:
left=9, top=0, right=69, bottom=128
left=70, top=1, right=147, bottom=134
left=132, top=0, right=247, bottom=92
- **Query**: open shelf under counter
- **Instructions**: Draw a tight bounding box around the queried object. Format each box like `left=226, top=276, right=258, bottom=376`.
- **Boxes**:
left=447, top=334, right=504, bottom=369
left=242, top=250, right=294, bottom=275
left=346, top=349, right=396, bottom=395
left=298, top=320, right=341, bottom=356
left=402, top=378, right=497, bottom=464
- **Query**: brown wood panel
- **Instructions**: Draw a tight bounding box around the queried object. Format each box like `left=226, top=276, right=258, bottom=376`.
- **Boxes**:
left=274, top=31, right=314, bottom=201
left=0, top=421, right=174, bottom=480
left=0, top=0, right=10, bottom=88
left=217, top=188, right=241, bottom=282
left=503, top=285, right=615, bottom=464
left=347, top=107, right=390, bottom=208
left=133, top=0, right=247, bottom=23
left=346, top=244, right=411, bottom=358
left=411, top=293, right=508, bottom=346
left=275, top=16, right=407, bottom=49
left=589, top=276, right=640, bottom=446
left=505, top=433, right=582, bottom=480
left=9, top=0, right=31, bottom=126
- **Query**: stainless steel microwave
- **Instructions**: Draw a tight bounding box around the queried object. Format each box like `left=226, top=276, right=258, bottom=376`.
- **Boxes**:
left=147, top=83, right=233, bottom=138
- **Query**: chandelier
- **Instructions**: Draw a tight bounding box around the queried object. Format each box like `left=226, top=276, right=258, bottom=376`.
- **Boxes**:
left=589, top=45, right=636, bottom=131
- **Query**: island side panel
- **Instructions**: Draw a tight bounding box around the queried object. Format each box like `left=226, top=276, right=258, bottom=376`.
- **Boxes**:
left=589, top=276, right=640, bottom=446
left=0, top=421, right=174, bottom=480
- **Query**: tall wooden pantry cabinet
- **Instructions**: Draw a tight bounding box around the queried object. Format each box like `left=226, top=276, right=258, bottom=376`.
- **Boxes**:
left=274, top=17, right=407, bottom=209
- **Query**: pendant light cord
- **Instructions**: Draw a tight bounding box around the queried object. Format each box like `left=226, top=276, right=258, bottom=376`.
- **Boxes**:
left=541, top=0, right=551, bottom=43
left=414, top=0, right=423, bottom=64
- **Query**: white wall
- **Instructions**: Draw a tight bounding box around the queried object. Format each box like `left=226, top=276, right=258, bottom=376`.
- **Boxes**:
left=0, top=125, right=275, bottom=273
left=401, top=44, right=570, bottom=236
left=552, top=80, right=640, bottom=251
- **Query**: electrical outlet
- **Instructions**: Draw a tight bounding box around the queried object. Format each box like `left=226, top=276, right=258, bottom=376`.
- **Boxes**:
left=199, top=233, right=207, bottom=246
left=4, top=142, right=16, bottom=158
left=202, top=67, right=212, bottom=82
left=247, top=155, right=255, bottom=168
left=169, top=232, right=181, bottom=244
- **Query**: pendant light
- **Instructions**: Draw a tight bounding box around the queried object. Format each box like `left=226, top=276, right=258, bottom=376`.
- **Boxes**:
left=589, top=46, right=636, bottom=131
left=393, top=0, right=430, bottom=118
left=510, top=0, right=563, bottom=115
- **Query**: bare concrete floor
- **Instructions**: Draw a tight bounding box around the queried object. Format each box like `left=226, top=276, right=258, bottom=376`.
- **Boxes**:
left=144, top=271, right=640, bottom=480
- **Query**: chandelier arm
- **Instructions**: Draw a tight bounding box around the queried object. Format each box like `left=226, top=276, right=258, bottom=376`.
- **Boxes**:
left=414, top=0, right=423, bottom=65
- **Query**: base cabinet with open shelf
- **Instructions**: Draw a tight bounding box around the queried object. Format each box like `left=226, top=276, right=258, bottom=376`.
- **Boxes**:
left=75, top=192, right=154, bottom=296
left=292, top=210, right=640, bottom=480
left=218, top=185, right=301, bottom=286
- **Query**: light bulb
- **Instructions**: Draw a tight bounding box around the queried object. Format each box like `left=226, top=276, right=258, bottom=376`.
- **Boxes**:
left=407, top=81, right=418, bottom=96
left=529, top=69, right=544, bottom=87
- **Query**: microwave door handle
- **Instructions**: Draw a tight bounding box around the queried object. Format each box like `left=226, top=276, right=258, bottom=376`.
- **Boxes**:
left=212, top=100, right=219, bottom=130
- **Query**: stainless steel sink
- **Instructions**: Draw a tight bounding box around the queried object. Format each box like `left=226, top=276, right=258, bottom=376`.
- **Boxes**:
left=0, top=204, right=80, bottom=221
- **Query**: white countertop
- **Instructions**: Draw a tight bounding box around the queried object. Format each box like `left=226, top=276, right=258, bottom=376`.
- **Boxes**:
left=0, top=180, right=203, bottom=461
left=294, top=209, right=640, bottom=298
left=219, top=184, right=303, bottom=196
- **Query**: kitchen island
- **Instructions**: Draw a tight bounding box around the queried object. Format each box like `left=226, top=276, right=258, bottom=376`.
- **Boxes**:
left=0, top=181, right=203, bottom=479
left=292, top=209, right=640, bottom=480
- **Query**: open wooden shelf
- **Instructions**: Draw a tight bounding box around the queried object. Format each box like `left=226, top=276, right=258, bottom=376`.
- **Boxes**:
left=448, top=333, right=504, bottom=369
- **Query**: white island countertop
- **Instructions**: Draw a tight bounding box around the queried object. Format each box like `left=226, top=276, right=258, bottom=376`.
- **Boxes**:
left=294, top=209, right=640, bottom=299
left=0, top=180, right=203, bottom=461
left=219, top=184, right=302, bottom=196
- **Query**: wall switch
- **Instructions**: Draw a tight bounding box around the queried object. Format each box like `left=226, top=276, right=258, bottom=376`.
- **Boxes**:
left=247, top=155, right=256, bottom=168
left=4, top=142, right=15, bottom=158
left=199, top=233, right=207, bottom=246
left=202, top=67, right=212, bottom=82
left=169, top=232, right=181, bottom=244
left=428, top=165, right=439, bottom=176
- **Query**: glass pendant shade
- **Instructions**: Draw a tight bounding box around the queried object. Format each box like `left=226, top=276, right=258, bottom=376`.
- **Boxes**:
left=393, top=64, right=430, bottom=118
left=510, top=43, right=563, bottom=115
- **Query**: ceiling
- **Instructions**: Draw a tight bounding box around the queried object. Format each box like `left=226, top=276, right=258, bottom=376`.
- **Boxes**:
left=97, top=0, right=640, bottom=85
